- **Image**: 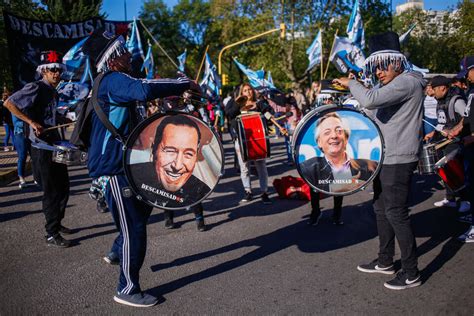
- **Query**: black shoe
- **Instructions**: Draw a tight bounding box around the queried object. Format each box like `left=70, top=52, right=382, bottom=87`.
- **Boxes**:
left=241, top=191, right=253, bottom=202
left=103, top=251, right=120, bottom=265
left=261, top=193, right=272, bottom=204
left=59, top=225, right=73, bottom=235
left=357, top=259, right=395, bottom=275
left=384, top=271, right=421, bottom=290
left=307, top=213, right=322, bottom=226
left=46, top=234, right=71, bottom=248
left=164, top=218, right=176, bottom=229
left=197, top=219, right=206, bottom=232
left=113, top=292, right=158, bottom=307
left=333, top=219, right=344, bottom=226
left=97, top=199, right=109, bottom=213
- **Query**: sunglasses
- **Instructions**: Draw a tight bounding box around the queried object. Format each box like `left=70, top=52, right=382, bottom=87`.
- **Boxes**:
left=47, top=67, right=63, bottom=73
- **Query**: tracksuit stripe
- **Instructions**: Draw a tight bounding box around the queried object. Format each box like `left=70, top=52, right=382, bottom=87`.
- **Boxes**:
left=110, top=176, right=133, bottom=294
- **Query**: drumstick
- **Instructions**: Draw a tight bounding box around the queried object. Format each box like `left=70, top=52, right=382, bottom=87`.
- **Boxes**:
left=422, top=119, right=448, bottom=137
left=42, top=122, right=75, bottom=132
left=264, top=112, right=288, bottom=136
left=434, top=138, right=455, bottom=150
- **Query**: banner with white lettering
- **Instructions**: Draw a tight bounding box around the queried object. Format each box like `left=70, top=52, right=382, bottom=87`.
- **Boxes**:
left=3, top=11, right=130, bottom=90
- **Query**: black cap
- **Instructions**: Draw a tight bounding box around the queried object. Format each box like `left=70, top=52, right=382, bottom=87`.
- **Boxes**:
left=430, top=75, right=452, bottom=88
left=83, top=28, right=126, bottom=72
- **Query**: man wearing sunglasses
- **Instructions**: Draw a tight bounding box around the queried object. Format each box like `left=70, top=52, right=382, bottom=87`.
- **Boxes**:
left=4, top=50, right=72, bottom=248
left=334, top=31, right=425, bottom=290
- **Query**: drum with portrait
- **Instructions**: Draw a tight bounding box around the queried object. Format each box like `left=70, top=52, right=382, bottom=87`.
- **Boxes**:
left=292, top=105, right=384, bottom=196
left=123, top=112, right=224, bottom=210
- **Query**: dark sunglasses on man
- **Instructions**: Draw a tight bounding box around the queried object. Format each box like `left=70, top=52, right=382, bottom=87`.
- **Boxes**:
left=47, top=67, right=63, bottom=73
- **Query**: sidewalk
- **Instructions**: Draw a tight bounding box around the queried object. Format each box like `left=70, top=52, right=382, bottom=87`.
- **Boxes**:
left=0, top=125, right=31, bottom=186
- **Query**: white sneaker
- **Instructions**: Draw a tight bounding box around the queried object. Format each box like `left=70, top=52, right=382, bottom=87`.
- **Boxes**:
left=458, top=226, right=474, bottom=243
left=458, top=201, right=471, bottom=213
left=434, top=198, right=456, bottom=208
left=18, top=181, right=28, bottom=189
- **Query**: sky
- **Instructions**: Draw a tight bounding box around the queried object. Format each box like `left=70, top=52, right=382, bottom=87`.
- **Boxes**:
left=101, top=0, right=460, bottom=21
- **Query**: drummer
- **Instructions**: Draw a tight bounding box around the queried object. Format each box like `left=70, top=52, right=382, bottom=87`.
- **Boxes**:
left=4, top=50, right=73, bottom=248
left=226, top=83, right=273, bottom=204
left=333, top=31, right=424, bottom=290
left=82, top=29, right=202, bottom=307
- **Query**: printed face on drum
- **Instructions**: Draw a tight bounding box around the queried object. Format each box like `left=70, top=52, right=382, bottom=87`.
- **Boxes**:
left=154, top=123, right=199, bottom=192
left=316, top=114, right=349, bottom=166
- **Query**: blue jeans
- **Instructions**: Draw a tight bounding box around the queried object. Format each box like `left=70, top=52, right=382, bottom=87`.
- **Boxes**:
left=3, top=123, right=14, bottom=148
left=14, top=132, right=30, bottom=178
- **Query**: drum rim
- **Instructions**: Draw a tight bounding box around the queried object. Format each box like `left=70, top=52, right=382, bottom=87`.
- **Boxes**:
left=291, top=105, right=386, bottom=196
left=123, top=111, right=225, bottom=210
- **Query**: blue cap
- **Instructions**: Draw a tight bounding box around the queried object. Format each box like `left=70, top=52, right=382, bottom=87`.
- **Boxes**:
left=456, top=56, right=474, bottom=79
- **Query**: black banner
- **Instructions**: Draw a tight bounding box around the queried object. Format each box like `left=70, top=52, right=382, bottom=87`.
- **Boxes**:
left=3, top=11, right=130, bottom=90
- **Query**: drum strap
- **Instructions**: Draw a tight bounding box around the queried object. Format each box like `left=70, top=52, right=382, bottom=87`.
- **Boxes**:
left=91, top=73, right=125, bottom=144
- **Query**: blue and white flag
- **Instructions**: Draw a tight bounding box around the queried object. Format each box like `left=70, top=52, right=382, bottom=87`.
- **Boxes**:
left=199, top=53, right=221, bottom=99
left=177, top=50, right=187, bottom=73
left=126, top=18, right=144, bottom=74
left=233, top=58, right=276, bottom=91
left=306, top=30, right=322, bottom=72
left=399, top=23, right=417, bottom=45
left=267, top=71, right=274, bottom=86
left=330, top=36, right=365, bottom=74
left=58, top=37, right=93, bottom=111
left=346, top=0, right=365, bottom=49
left=141, top=42, right=154, bottom=79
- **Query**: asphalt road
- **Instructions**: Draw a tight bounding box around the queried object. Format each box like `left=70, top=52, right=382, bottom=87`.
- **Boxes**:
left=0, top=136, right=473, bottom=315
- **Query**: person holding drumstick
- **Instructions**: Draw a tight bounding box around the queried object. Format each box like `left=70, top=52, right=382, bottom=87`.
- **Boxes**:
left=333, top=31, right=424, bottom=290
left=226, top=83, right=273, bottom=204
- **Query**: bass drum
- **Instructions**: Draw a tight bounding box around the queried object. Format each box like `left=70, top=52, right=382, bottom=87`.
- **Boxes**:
left=123, top=112, right=224, bottom=210
left=236, top=112, right=270, bottom=162
left=292, top=105, right=384, bottom=196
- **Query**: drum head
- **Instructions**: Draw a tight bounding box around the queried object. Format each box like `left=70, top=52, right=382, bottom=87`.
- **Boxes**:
left=124, top=112, right=224, bottom=210
left=292, top=105, right=384, bottom=196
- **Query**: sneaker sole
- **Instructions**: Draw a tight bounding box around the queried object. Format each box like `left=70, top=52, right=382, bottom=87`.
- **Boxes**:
left=113, top=295, right=158, bottom=307
left=383, top=280, right=421, bottom=290
left=103, top=257, right=119, bottom=265
left=357, top=266, right=395, bottom=275
left=47, top=243, right=70, bottom=248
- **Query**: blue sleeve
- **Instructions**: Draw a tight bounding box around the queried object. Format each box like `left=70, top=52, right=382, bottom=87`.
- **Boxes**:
left=7, top=82, right=39, bottom=111
left=103, top=72, right=192, bottom=104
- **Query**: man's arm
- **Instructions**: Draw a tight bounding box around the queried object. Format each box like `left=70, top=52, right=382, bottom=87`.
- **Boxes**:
left=4, top=97, right=43, bottom=135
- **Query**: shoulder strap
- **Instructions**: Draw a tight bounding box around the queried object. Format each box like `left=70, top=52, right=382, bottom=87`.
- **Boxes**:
left=448, top=95, right=461, bottom=122
left=91, top=72, right=124, bottom=144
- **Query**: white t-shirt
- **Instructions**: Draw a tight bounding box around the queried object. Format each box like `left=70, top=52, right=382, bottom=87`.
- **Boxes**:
left=423, top=95, right=437, bottom=119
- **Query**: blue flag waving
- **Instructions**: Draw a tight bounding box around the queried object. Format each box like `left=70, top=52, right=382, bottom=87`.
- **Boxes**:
left=126, top=18, right=144, bottom=75
left=306, top=30, right=322, bottom=72
left=199, top=53, right=221, bottom=99
left=141, top=42, right=154, bottom=79
left=346, top=0, right=365, bottom=49
left=177, top=50, right=187, bottom=73
left=233, top=58, right=276, bottom=91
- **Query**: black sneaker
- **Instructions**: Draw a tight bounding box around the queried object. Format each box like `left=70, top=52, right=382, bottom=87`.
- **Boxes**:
left=164, top=218, right=176, bottom=229
left=59, top=225, right=73, bottom=235
left=197, top=219, right=206, bottom=232
left=357, top=259, right=395, bottom=275
left=384, top=271, right=421, bottom=290
left=307, top=213, right=322, bottom=226
left=241, top=191, right=253, bottom=202
left=261, top=193, right=272, bottom=204
left=103, top=251, right=120, bottom=265
left=46, top=234, right=71, bottom=248
left=97, top=199, right=109, bottom=213
left=113, top=292, right=158, bottom=307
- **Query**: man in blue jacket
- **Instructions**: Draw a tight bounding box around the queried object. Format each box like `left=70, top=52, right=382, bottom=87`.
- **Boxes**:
left=83, top=30, right=201, bottom=307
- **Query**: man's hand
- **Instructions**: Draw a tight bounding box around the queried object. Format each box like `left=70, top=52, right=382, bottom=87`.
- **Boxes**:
left=30, top=121, right=44, bottom=136
left=423, top=130, right=435, bottom=142
left=332, top=77, right=351, bottom=88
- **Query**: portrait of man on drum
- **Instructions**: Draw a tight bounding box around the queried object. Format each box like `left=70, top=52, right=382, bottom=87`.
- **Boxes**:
left=299, top=112, right=378, bottom=193
left=129, top=115, right=211, bottom=208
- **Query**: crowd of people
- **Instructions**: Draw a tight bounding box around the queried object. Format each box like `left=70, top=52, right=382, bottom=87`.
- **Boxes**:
left=1, top=28, right=473, bottom=307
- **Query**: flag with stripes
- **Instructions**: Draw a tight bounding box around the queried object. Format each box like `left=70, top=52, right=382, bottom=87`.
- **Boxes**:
left=177, top=50, right=187, bottom=73
left=141, top=42, right=154, bottom=79
left=306, top=29, right=322, bottom=72
left=346, top=0, right=365, bottom=49
left=199, top=53, right=221, bottom=99
left=233, top=58, right=276, bottom=91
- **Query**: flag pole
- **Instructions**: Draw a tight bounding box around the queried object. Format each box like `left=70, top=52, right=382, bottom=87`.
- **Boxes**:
left=195, top=45, right=210, bottom=81
left=324, top=28, right=338, bottom=79
left=320, top=30, right=324, bottom=80
left=138, top=19, right=179, bottom=69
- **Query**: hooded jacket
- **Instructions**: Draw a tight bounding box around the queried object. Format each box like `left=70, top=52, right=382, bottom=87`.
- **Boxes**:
left=348, top=71, right=426, bottom=165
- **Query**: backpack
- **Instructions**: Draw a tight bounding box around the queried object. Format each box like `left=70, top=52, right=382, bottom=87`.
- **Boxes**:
left=70, top=72, right=125, bottom=150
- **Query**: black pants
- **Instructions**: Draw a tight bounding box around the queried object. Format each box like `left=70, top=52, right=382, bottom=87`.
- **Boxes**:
left=31, top=147, right=70, bottom=237
left=309, top=190, right=343, bottom=221
left=164, top=203, right=204, bottom=222
left=373, top=162, right=418, bottom=276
